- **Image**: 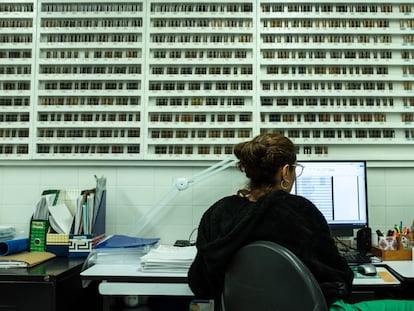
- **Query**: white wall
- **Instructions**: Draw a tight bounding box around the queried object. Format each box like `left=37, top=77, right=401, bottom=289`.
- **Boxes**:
left=0, top=164, right=413, bottom=244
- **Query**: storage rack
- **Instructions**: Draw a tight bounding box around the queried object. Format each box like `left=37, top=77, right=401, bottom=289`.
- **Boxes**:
left=0, top=0, right=413, bottom=161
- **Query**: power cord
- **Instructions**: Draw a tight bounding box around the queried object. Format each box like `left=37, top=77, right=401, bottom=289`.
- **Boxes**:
left=174, top=227, right=198, bottom=247
left=334, top=236, right=358, bottom=253
left=188, top=227, right=198, bottom=246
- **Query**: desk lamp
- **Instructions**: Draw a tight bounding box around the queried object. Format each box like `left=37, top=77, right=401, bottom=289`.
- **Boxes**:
left=131, top=157, right=238, bottom=237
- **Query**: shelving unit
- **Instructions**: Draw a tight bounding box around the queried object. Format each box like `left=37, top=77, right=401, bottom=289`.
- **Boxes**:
left=0, top=0, right=413, bottom=161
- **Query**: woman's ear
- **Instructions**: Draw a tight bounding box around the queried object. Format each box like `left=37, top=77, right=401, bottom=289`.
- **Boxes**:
left=281, top=164, right=291, bottom=181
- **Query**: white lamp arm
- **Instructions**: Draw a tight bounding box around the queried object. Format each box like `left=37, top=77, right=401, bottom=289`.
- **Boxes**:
left=131, top=157, right=238, bottom=236
left=174, top=157, right=238, bottom=191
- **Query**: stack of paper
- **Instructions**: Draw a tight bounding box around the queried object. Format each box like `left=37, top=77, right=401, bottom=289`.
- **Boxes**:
left=140, top=245, right=196, bottom=273
left=0, top=226, right=16, bottom=241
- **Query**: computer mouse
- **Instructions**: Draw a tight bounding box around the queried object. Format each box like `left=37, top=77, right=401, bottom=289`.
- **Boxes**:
left=357, top=263, right=377, bottom=276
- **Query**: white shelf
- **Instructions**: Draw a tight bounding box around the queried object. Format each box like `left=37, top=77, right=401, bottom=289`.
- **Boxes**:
left=1, top=1, right=414, bottom=161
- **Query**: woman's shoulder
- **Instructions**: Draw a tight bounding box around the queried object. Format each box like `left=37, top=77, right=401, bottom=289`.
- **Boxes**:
left=209, top=194, right=251, bottom=210
left=262, top=191, right=321, bottom=214
left=263, top=190, right=312, bottom=203
left=202, top=194, right=252, bottom=217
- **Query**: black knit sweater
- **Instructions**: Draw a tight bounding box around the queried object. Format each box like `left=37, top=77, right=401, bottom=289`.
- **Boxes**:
left=187, top=190, right=354, bottom=307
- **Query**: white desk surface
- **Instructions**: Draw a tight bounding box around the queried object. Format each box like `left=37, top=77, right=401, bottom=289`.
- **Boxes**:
left=383, top=260, right=414, bottom=279
left=81, top=263, right=193, bottom=296
left=81, top=262, right=404, bottom=297
left=81, top=263, right=187, bottom=278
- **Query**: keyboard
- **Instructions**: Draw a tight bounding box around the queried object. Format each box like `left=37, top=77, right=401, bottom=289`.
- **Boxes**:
left=341, top=251, right=372, bottom=265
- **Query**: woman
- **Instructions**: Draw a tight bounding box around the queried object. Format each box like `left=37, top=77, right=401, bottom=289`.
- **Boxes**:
left=188, top=133, right=414, bottom=311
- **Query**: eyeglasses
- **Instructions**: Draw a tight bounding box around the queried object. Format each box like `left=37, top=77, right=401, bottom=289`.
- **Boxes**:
left=291, top=163, right=305, bottom=178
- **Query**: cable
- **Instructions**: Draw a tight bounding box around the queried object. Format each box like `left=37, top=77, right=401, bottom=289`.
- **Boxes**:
left=334, top=236, right=357, bottom=252
left=188, top=227, right=198, bottom=246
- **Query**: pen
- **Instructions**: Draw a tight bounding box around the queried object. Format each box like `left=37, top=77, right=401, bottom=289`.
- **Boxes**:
left=394, top=224, right=400, bottom=234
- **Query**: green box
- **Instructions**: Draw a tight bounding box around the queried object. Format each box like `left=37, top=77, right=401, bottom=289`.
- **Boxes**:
left=29, top=219, right=49, bottom=252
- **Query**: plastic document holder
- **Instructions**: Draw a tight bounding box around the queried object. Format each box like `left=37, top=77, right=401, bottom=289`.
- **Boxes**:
left=46, top=189, right=106, bottom=257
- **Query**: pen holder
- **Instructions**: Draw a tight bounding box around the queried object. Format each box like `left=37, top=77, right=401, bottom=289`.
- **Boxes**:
left=378, top=236, right=398, bottom=250
left=404, top=233, right=414, bottom=249
left=399, top=234, right=412, bottom=250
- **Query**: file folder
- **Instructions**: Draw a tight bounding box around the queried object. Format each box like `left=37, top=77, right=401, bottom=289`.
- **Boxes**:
left=0, top=251, right=55, bottom=268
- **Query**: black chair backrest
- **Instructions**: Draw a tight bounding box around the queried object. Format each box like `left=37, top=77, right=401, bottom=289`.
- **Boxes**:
left=221, top=240, right=328, bottom=311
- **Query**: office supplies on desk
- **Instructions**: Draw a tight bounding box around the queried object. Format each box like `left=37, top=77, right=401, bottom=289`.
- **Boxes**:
left=0, top=237, right=29, bottom=256
left=351, top=266, right=399, bottom=285
left=371, top=246, right=412, bottom=261
left=29, top=219, right=48, bottom=252
left=43, top=176, right=107, bottom=257
left=140, top=245, right=196, bottom=273
left=357, top=263, right=377, bottom=276
left=0, top=251, right=56, bottom=268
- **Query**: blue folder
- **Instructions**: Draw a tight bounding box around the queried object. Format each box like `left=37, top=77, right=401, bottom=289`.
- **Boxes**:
left=94, top=235, right=159, bottom=249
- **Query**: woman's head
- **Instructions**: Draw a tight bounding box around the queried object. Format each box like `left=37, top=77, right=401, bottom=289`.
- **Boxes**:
left=234, top=133, right=297, bottom=194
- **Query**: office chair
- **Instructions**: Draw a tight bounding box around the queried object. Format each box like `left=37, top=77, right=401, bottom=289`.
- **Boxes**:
left=221, top=240, right=328, bottom=311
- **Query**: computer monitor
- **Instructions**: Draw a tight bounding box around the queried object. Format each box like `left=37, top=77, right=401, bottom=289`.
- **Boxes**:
left=292, top=160, right=368, bottom=237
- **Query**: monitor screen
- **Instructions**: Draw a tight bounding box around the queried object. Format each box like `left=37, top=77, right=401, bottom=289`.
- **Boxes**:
left=292, top=161, right=368, bottom=237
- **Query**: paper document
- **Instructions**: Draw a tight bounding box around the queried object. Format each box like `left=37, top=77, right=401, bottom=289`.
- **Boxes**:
left=140, top=245, right=196, bottom=273
left=48, top=203, right=74, bottom=234
left=33, top=194, right=55, bottom=220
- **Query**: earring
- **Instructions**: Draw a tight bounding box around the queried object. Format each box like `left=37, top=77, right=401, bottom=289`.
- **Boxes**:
left=281, top=179, right=290, bottom=191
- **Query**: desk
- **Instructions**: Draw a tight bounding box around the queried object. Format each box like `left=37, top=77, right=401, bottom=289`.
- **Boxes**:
left=81, top=261, right=410, bottom=310
left=81, top=263, right=192, bottom=310
left=383, top=260, right=414, bottom=300
left=348, top=265, right=402, bottom=303
left=0, top=257, right=92, bottom=311
left=384, top=261, right=414, bottom=280
left=83, top=264, right=192, bottom=296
